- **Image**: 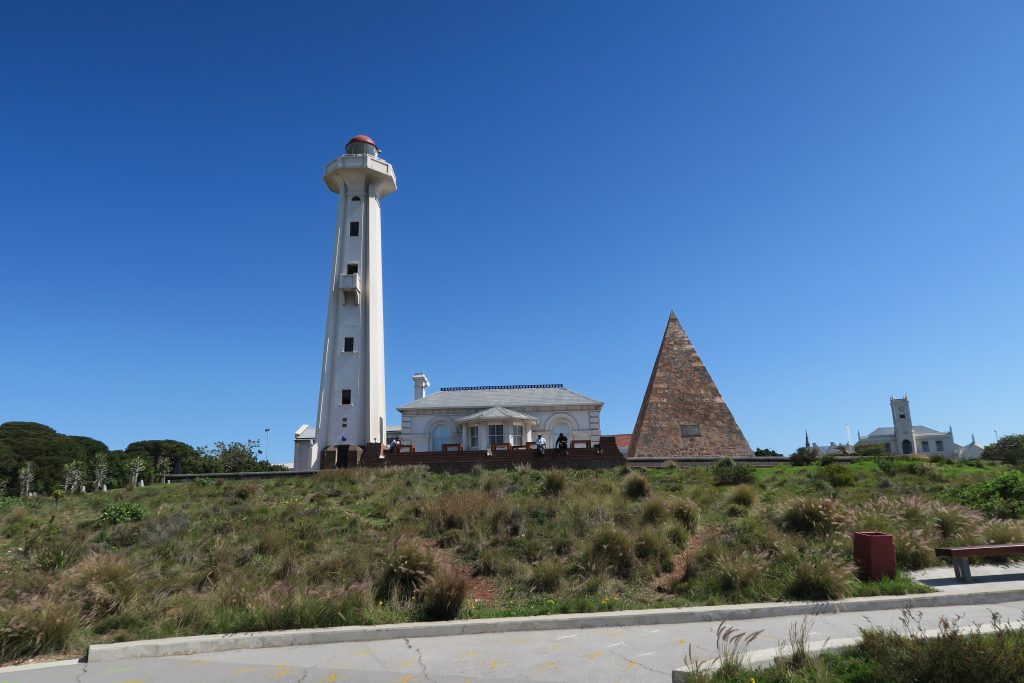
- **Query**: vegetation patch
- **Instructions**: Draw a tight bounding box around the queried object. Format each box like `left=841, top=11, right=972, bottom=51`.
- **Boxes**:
left=956, top=469, right=1024, bottom=518
left=0, top=457, right=1011, bottom=665
left=690, top=612, right=1024, bottom=682
left=100, top=502, right=149, bottom=524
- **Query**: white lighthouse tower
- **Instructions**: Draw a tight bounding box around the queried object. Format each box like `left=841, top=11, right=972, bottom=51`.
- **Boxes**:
left=296, top=135, right=397, bottom=470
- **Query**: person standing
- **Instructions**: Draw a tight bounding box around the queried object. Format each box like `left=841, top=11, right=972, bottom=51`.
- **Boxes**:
left=535, top=433, right=547, bottom=456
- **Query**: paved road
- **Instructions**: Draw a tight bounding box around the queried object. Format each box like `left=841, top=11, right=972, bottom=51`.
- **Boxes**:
left=4, top=599, right=1024, bottom=683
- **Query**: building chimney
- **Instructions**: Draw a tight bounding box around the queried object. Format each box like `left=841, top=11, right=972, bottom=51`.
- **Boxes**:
left=412, top=373, right=430, bottom=401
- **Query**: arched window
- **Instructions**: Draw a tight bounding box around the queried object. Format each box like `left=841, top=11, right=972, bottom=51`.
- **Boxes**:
left=901, top=439, right=913, bottom=455
left=545, top=417, right=575, bottom=446
left=351, top=196, right=361, bottom=202
left=431, top=424, right=452, bottom=451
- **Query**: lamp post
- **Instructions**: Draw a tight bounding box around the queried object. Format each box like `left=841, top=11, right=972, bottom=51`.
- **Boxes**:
left=264, top=428, right=271, bottom=462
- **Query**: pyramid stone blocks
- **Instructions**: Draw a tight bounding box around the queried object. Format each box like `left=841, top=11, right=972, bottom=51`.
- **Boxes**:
left=628, top=312, right=751, bottom=458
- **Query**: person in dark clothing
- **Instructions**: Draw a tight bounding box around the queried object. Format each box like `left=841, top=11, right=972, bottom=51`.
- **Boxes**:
left=555, top=433, right=568, bottom=451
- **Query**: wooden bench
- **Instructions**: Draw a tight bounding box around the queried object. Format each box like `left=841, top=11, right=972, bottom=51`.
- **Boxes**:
left=935, top=544, right=1024, bottom=582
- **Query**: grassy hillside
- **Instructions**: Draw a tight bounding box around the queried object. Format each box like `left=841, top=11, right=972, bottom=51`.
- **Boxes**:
left=0, top=458, right=1019, bottom=664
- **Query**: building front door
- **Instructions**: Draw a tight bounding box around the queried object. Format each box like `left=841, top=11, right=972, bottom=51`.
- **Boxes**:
left=901, top=439, right=913, bottom=455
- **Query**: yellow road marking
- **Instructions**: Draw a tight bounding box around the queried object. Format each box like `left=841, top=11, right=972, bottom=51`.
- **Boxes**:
left=352, top=649, right=371, bottom=655
left=320, top=675, right=339, bottom=682
left=459, top=651, right=480, bottom=658
left=232, top=667, right=257, bottom=674
left=539, top=661, right=559, bottom=670
left=586, top=651, right=604, bottom=660
left=678, top=639, right=687, bottom=646
left=489, top=659, right=499, bottom=669
left=626, top=660, right=638, bottom=670
left=399, top=659, right=418, bottom=666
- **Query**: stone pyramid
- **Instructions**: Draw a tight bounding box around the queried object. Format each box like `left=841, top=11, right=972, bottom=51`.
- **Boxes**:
left=628, top=311, right=752, bottom=458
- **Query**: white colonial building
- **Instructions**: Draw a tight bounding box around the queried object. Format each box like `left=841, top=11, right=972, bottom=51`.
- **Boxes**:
left=395, top=376, right=603, bottom=452
left=856, top=396, right=977, bottom=459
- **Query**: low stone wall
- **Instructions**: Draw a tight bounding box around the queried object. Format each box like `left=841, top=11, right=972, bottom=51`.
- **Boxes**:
left=356, top=436, right=625, bottom=473
left=628, top=456, right=854, bottom=467
left=166, top=470, right=314, bottom=483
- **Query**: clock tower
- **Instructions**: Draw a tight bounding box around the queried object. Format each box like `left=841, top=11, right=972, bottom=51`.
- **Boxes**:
left=891, top=395, right=915, bottom=455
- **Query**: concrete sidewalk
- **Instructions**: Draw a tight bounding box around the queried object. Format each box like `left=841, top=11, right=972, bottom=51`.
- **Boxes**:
left=5, top=599, right=1024, bottom=682
left=4, top=566, right=1024, bottom=683
left=910, top=560, right=1024, bottom=592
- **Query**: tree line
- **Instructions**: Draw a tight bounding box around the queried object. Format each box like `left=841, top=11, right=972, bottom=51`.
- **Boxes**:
left=0, top=422, right=286, bottom=496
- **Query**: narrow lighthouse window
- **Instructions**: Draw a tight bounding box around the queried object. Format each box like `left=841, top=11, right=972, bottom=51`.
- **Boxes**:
left=347, top=263, right=358, bottom=274
left=343, top=337, right=354, bottom=352
left=351, top=196, right=361, bottom=202
left=349, top=221, right=359, bottom=237
left=341, top=390, right=352, bottom=405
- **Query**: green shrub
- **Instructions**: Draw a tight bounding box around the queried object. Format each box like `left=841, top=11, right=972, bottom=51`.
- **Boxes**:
left=712, top=458, right=755, bottom=485
left=857, top=613, right=1024, bottom=682
left=819, top=463, right=857, bottom=488
left=417, top=570, right=468, bottom=621
left=542, top=470, right=566, bottom=496
left=935, top=505, right=984, bottom=543
left=0, top=601, right=77, bottom=663
left=32, top=539, right=83, bottom=572
left=672, top=498, right=701, bottom=531
left=235, top=482, right=262, bottom=499
left=374, top=543, right=436, bottom=601
left=895, top=529, right=939, bottom=570
left=67, top=554, right=141, bottom=619
left=790, top=447, right=818, bottom=466
left=529, top=559, right=563, bottom=592
left=727, top=485, right=757, bottom=507
left=982, top=434, right=1024, bottom=464
left=727, top=503, right=748, bottom=517
left=635, top=526, right=674, bottom=572
left=583, top=527, right=635, bottom=578
left=622, top=472, right=650, bottom=499
left=781, top=497, right=847, bottom=535
left=716, top=551, right=768, bottom=591
left=984, top=520, right=1024, bottom=544
left=789, top=555, right=854, bottom=600
left=875, top=457, right=899, bottom=476
left=956, top=470, right=1024, bottom=518
left=640, top=497, right=669, bottom=524
left=100, top=502, right=148, bottom=523
left=667, top=523, right=690, bottom=547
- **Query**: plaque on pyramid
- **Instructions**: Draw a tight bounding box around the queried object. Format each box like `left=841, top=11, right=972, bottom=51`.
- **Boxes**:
left=628, top=312, right=752, bottom=458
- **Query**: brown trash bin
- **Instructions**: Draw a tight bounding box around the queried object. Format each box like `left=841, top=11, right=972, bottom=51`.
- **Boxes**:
left=853, top=531, right=896, bottom=581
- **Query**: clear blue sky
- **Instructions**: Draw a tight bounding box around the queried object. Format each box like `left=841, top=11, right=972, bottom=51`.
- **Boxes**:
left=2, top=2, right=1022, bottom=462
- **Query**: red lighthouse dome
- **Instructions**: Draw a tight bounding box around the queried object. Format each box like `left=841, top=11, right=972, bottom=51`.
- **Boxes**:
left=345, top=135, right=380, bottom=156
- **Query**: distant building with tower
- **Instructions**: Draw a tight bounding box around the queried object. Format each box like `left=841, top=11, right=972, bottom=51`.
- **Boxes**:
left=855, top=396, right=977, bottom=459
